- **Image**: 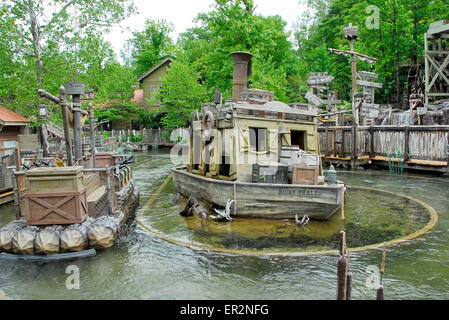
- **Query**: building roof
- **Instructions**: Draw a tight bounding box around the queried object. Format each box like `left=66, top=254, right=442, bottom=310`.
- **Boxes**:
left=138, top=57, right=174, bottom=83
left=0, top=106, right=30, bottom=126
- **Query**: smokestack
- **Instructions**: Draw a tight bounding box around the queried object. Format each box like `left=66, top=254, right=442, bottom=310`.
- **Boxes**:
left=230, top=52, right=253, bottom=101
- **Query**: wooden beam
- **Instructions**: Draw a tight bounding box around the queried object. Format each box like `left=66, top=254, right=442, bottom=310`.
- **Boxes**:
left=425, top=54, right=449, bottom=89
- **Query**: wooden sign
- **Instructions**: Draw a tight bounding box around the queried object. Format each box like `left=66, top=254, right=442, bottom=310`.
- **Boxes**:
left=64, top=81, right=85, bottom=95
left=305, top=92, right=323, bottom=106
left=359, top=71, right=379, bottom=81
left=321, top=99, right=342, bottom=105
left=307, top=76, right=335, bottom=86
left=417, top=107, right=428, bottom=115
left=360, top=103, right=380, bottom=118
left=357, top=80, right=383, bottom=89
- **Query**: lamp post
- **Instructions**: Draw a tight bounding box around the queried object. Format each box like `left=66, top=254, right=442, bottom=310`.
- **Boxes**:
left=38, top=104, right=50, bottom=157
left=64, top=81, right=85, bottom=165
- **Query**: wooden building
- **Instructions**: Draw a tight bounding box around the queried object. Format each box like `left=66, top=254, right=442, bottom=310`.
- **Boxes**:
left=138, top=57, right=174, bottom=112
left=0, top=106, right=30, bottom=152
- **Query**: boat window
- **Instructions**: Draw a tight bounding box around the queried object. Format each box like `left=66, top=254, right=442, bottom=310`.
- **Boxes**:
left=249, top=128, right=267, bottom=152
left=291, top=131, right=306, bottom=150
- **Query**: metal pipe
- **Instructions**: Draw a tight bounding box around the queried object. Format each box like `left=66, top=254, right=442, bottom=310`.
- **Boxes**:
left=230, top=52, right=253, bottom=101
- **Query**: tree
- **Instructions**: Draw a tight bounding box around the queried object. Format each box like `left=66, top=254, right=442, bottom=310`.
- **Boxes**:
left=178, top=0, right=296, bottom=102
left=126, top=18, right=175, bottom=76
left=0, top=0, right=135, bottom=119
left=294, top=0, right=449, bottom=105
left=157, top=59, right=208, bottom=128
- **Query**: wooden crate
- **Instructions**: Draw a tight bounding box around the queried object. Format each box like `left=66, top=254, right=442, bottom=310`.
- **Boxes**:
left=24, top=189, right=88, bottom=226
left=95, top=153, right=118, bottom=168
left=292, top=166, right=319, bottom=185
left=26, top=167, right=84, bottom=193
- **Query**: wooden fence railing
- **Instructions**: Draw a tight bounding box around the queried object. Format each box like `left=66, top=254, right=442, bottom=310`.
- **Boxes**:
left=318, top=126, right=449, bottom=164
left=97, top=128, right=188, bottom=144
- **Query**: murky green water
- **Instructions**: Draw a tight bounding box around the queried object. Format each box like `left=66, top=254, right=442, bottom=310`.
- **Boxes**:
left=1, top=152, right=448, bottom=300
left=144, top=182, right=430, bottom=253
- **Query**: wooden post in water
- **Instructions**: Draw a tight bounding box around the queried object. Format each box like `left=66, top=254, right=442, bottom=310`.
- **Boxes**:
left=346, top=270, right=353, bottom=300
left=377, top=244, right=387, bottom=300
left=337, top=231, right=348, bottom=300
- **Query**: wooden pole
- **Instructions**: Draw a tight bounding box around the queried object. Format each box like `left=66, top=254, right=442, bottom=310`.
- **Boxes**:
left=72, top=94, right=83, bottom=165
left=346, top=271, right=353, bottom=300
left=337, top=256, right=348, bottom=300
left=12, top=171, right=21, bottom=220
left=89, top=103, right=96, bottom=168
left=425, top=33, right=430, bottom=106
left=60, top=86, right=74, bottom=166
left=350, top=39, right=359, bottom=126
left=106, top=167, right=113, bottom=215
left=337, top=231, right=348, bottom=300
left=349, top=38, right=359, bottom=168
left=376, top=286, right=384, bottom=300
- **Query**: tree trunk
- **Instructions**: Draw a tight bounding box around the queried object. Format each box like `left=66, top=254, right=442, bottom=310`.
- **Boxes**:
left=28, top=0, right=44, bottom=87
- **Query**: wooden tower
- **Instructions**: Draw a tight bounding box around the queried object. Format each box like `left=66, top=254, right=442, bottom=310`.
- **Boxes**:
left=425, top=20, right=449, bottom=106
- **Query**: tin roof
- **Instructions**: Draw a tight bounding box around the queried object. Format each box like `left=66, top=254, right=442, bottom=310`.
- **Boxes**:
left=0, top=106, right=30, bottom=126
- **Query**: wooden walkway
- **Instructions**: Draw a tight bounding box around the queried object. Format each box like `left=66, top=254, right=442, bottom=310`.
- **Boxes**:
left=319, top=126, right=449, bottom=172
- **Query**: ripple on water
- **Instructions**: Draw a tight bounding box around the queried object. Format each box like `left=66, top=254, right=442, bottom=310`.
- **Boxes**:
left=1, top=152, right=448, bottom=300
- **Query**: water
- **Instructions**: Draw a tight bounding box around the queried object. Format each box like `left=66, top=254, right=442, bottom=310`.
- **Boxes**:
left=144, top=182, right=430, bottom=253
left=0, top=151, right=448, bottom=300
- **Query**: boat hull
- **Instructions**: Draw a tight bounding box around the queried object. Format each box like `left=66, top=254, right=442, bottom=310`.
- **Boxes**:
left=172, top=168, right=345, bottom=220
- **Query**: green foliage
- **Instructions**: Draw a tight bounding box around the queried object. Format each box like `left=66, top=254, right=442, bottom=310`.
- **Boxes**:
left=126, top=18, right=175, bottom=76
left=135, top=110, right=163, bottom=129
left=178, top=0, right=296, bottom=102
left=0, top=0, right=136, bottom=122
left=157, top=59, right=209, bottom=128
left=94, top=104, right=139, bottom=122
left=295, top=0, right=449, bottom=103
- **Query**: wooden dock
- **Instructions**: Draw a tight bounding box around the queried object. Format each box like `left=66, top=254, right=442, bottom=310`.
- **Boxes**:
left=318, top=126, right=449, bottom=172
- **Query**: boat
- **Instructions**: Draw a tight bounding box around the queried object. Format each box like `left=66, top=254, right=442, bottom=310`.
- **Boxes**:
left=172, top=52, right=345, bottom=220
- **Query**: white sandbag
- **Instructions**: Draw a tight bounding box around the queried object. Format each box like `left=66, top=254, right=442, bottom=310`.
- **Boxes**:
left=35, top=225, right=65, bottom=256
left=87, top=213, right=124, bottom=250
left=13, top=226, right=40, bottom=255
left=60, top=218, right=94, bottom=253
left=0, top=220, right=27, bottom=253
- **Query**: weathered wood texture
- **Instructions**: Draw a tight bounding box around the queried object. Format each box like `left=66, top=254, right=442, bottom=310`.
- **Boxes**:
left=173, top=168, right=344, bottom=220
left=0, top=176, right=139, bottom=255
left=319, top=126, right=449, bottom=163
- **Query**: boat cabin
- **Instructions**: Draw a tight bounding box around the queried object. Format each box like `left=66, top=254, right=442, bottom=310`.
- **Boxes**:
left=188, top=91, right=320, bottom=183
left=187, top=52, right=322, bottom=185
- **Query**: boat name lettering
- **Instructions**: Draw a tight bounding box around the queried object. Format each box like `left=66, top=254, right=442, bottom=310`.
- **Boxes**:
left=278, top=189, right=319, bottom=197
